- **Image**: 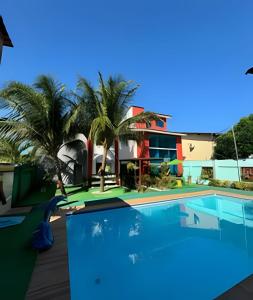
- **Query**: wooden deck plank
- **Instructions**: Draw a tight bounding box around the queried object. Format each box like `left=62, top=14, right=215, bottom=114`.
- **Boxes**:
left=26, top=210, right=70, bottom=300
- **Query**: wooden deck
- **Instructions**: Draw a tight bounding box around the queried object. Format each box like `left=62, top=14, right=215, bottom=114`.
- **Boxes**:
left=25, top=189, right=253, bottom=300
left=216, top=274, right=253, bottom=300
left=26, top=210, right=71, bottom=300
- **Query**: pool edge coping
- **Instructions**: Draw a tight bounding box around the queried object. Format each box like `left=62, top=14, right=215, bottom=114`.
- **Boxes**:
left=66, top=189, right=253, bottom=215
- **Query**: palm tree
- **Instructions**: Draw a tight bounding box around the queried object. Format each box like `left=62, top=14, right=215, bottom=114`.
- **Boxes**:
left=76, top=73, right=158, bottom=192
left=0, top=75, right=77, bottom=195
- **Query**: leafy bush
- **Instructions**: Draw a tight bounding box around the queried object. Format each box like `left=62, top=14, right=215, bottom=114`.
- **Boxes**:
left=220, top=180, right=231, bottom=188
left=208, top=179, right=221, bottom=186
left=244, top=182, right=253, bottom=191
left=155, top=176, right=177, bottom=190
left=137, top=185, right=147, bottom=193
left=160, top=162, right=169, bottom=177
left=127, top=162, right=137, bottom=171
left=208, top=178, right=253, bottom=191
left=150, top=165, right=160, bottom=177
left=230, top=181, right=246, bottom=190
left=141, top=174, right=152, bottom=187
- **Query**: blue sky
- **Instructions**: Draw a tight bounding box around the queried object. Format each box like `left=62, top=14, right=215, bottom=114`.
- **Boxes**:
left=1, top=0, right=253, bottom=133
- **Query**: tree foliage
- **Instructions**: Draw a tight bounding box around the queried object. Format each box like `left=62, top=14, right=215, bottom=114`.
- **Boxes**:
left=71, top=72, right=158, bottom=192
left=0, top=138, right=33, bottom=164
left=0, top=75, right=78, bottom=194
left=213, top=114, right=253, bottom=159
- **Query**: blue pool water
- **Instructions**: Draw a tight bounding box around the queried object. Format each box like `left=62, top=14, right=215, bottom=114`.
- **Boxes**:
left=66, top=195, right=253, bottom=300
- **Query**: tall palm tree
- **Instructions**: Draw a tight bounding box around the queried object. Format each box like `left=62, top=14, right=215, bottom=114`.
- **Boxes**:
left=66, top=77, right=99, bottom=138
left=0, top=75, right=76, bottom=195
left=76, top=73, right=158, bottom=192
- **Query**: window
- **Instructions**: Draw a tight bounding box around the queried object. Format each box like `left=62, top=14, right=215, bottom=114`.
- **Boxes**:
left=149, top=135, right=176, bottom=148
left=241, top=167, right=253, bottom=181
left=149, top=149, right=176, bottom=159
left=200, top=167, right=213, bottom=180
left=156, top=119, right=164, bottom=128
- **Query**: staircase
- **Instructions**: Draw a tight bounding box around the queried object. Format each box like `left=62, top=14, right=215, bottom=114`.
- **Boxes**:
left=91, top=174, right=118, bottom=187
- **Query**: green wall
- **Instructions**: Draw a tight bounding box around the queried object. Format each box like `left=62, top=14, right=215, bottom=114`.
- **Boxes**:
left=12, top=164, right=44, bottom=206
left=183, top=159, right=253, bottom=183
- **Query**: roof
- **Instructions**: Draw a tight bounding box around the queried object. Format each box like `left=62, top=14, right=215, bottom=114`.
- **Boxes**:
left=131, top=128, right=186, bottom=136
left=0, top=16, right=13, bottom=47
left=179, top=132, right=220, bottom=136
left=155, top=112, right=172, bottom=119
left=130, top=106, right=172, bottom=119
left=120, top=158, right=162, bottom=161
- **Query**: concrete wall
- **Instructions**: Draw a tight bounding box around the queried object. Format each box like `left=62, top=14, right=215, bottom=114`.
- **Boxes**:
left=93, top=144, right=115, bottom=174
left=119, top=140, right=137, bottom=160
left=0, top=164, right=15, bottom=214
left=57, top=134, right=87, bottom=184
left=182, top=134, right=215, bottom=160
left=183, top=159, right=253, bottom=183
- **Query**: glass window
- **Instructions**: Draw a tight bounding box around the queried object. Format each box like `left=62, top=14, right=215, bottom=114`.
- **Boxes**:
left=149, top=134, right=176, bottom=148
left=149, top=149, right=177, bottom=160
left=156, top=120, right=164, bottom=127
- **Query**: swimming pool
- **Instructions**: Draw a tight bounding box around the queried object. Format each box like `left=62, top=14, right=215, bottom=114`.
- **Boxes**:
left=66, top=194, right=253, bottom=300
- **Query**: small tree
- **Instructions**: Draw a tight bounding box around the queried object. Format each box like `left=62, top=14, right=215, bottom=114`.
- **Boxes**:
left=214, top=114, right=253, bottom=159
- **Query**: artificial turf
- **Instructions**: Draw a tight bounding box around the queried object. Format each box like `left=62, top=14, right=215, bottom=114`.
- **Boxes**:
left=0, top=185, right=56, bottom=300
left=14, top=184, right=56, bottom=207
left=58, top=184, right=253, bottom=208
left=1, top=183, right=252, bottom=300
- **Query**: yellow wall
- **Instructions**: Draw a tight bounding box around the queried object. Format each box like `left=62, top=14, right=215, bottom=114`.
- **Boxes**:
left=182, top=134, right=215, bottom=160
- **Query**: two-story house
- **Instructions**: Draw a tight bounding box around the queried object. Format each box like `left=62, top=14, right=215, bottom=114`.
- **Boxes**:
left=87, top=106, right=184, bottom=186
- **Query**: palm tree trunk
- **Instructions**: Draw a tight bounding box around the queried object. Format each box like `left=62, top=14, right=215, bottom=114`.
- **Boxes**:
left=55, top=158, right=67, bottom=195
left=100, top=146, right=108, bottom=192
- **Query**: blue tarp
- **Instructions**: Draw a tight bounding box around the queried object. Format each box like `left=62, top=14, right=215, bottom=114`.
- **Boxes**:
left=0, top=216, right=25, bottom=228
left=32, top=195, right=67, bottom=251
left=32, top=221, right=54, bottom=250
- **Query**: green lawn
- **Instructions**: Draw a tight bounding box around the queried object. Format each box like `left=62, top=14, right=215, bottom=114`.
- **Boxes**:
left=0, top=186, right=55, bottom=300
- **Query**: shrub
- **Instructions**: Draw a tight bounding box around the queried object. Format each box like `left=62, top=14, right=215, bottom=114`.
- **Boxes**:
left=160, top=162, right=169, bottom=177
left=230, top=181, right=247, bottom=190
left=141, top=174, right=152, bottom=187
left=155, top=176, right=177, bottom=190
left=220, top=180, right=231, bottom=188
left=208, top=179, right=220, bottom=186
left=137, top=185, right=147, bottom=193
left=244, top=182, right=253, bottom=191
left=150, top=165, right=160, bottom=177
left=209, top=178, right=253, bottom=191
